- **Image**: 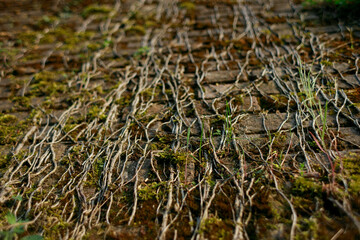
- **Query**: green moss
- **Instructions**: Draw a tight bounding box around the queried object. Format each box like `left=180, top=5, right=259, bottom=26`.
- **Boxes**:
left=82, top=4, right=112, bottom=18
left=63, top=122, right=86, bottom=140
left=271, top=132, right=287, bottom=149
left=31, top=81, right=66, bottom=97
left=295, top=217, right=319, bottom=240
left=33, top=70, right=61, bottom=82
left=44, top=221, right=70, bottom=237
left=17, top=31, right=38, bottom=46
left=85, top=157, right=106, bottom=187
left=154, top=148, right=189, bottom=168
left=343, top=152, right=360, bottom=195
left=28, top=109, right=43, bottom=124
left=94, top=86, right=104, bottom=95
left=87, top=105, right=107, bottom=122
left=37, top=15, right=58, bottom=27
left=87, top=42, right=102, bottom=51
left=11, top=96, right=31, bottom=109
left=145, top=20, right=157, bottom=28
left=114, top=93, right=132, bottom=108
left=40, top=28, right=95, bottom=50
left=292, top=177, right=321, bottom=197
left=125, top=25, right=146, bottom=36
left=0, top=154, right=11, bottom=174
left=138, top=182, right=166, bottom=201
left=0, top=48, right=20, bottom=63
left=199, top=217, right=233, bottom=240
left=320, top=59, right=332, bottom=66
left=140, top=87, right=154, bottom=99
left=179, top=2, right=196, bottom=11
left=30, top=71, right=67, bottom=97
left=86, top=39, right=112, bottom=51
left=0, top=114, right=28, bottom=145
left=63, top=123, right=77, bottom=135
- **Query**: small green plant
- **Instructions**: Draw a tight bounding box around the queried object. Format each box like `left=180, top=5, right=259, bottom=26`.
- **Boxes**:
left=187, top=126, right=191, bottom=148
left=299, top=163, right=306, bottom=176
left=213, top=129, right=222, bottom=136
left=134, top=46, right=150, bottom=58
left=298, top=60, right=328, bottom=147
left=102, top=39, right=112, bottom=48
left=0, top=212, right=43, bottom=240
left=12, top=195, right=23, bottom=201
left=298, top=60, right=317, bottom=109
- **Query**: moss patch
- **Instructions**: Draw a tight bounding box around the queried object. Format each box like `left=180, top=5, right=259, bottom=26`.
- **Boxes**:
left=125, top=25, right=146, bottom=36
left=82, top=4, right=112, bottom=18
left=0, top=114, right=28, bottom=145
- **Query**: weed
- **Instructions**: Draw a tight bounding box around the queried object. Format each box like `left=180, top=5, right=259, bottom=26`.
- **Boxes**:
left=40, top=28, right=95, bottom=50
left=0, top=212, right=43, bottom=240
left=134, top=46, right=150, bottom=59
left=102, top=39, right=112, bottom=48
left=299, top=163, right=306, bottom=176
left=213, top=129, right=222, bottom=136
left=298, top=60, right=317, bottom=108
left=298, top=60, right=328, bottom=148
